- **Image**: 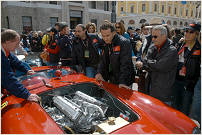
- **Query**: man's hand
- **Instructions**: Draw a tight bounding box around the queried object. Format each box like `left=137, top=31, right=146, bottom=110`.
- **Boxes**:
left=27, top=94, right=40, bottom=102
left=27, top=70, right=35, bottom=75
left=95, top=73, right=105, bottom=81
left=24, top=53, right=28, bottom=57
left=135, top=61, right=143, bottom=70
left=119, top=84, right=131, bottom=89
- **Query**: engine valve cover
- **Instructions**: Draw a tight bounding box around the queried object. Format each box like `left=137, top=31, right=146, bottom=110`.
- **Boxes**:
left=53, top=96, right=82, bottom=121
left=74, top=91, right=108, bottom=113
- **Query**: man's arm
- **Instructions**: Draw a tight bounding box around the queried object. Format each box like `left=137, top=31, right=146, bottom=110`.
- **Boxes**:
left=2, top=55, right=39, bottom=101
left=2, top=56, right=30, bottom=99
left=143, top=46, right=178, bottom=72
left=119, top=40, right=133, bottom=85
left=9, top=53, right=30, bottom=73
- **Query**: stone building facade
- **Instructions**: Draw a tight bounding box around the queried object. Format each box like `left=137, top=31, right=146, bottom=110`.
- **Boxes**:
left=1, top=1, right=112, bottom=34
left=116, top=1, right=201, bottom=29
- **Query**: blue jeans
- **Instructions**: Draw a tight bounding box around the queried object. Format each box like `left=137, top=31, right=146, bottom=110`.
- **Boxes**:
left=172, top=80, right=186, bottom=110
left=190, top=77, right=201, bottom=124
left=164, top=101, right=172, bottom=106
left=181, top=90, right=193, bottom=116
left=85, top=67, right=96, bottom=78
left=15, top=62, right=31, bottom=77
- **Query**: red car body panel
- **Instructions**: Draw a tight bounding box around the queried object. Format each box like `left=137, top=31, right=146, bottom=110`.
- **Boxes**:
left=1, top=66, right=197, bottom=134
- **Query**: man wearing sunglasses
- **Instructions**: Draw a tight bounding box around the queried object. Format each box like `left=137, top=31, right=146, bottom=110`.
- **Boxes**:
left=172, top=22, right=201, bottom=116
left=135, top=25, right=178, bottom=106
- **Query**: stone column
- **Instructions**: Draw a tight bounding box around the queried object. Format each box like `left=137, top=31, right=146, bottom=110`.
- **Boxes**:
left=61, top=1, right=69, bottom=25
left=83, top=2, right=88, bottom=25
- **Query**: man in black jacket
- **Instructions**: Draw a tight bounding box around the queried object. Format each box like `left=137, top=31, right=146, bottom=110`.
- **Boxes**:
left=58, top=22, right=74, bottom=66
left=95, top=23, right=135, bottom=89
left=72, top=24, right=101, bottom=78
left=136, top=25, right=178, bottom=105
left=173, top=22, right=201, bottom=115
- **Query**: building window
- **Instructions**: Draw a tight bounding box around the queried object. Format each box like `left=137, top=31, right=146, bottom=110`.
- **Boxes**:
left=6, top=16, right=10, bottom=29
left=130, top=6, right=134, bottom=13
left=181, top=8, right=183, bottom=16
left=186, top=9, right=188, bottom=16
left=184, top=22, right=188, bottom=26
left=168, top=6, right=171, bottom=14
left=121, top=7, right=124, bottom=12
left=22, top=16, right=32, bottom=33
left=128, top=19, right=135, bottom=24
left=142, top=4, right=146, bottom=12
left=173, top=21, right=177, bottom=26
left=195, top=9, right=198, bottom=18
left=180, top=21, right=183, bottom=26
left=104, top=1, right=109, bottom=11
left=139, top=19, right=146, bottom=24
left=49, top=1, right=57, bottom=5
left=69, top=1, right=82, bottom=3
left=91, top=1, right=96, bottom=9
left=162, top=5, right=164, bottom=13
left=174, top=7, right=177, bottom=15
left=154, top=3, right=157, bottom=12
left=50, top=17, right=58, bottom=27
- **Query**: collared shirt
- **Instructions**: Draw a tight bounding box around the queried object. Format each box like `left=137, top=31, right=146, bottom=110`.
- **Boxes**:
left=155, top=39, right=167, bottom=53
left=2, top=47, right=10, bottom=57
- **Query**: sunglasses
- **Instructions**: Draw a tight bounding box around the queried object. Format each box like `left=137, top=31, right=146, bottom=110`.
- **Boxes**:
left=185, top=30, right=195, bottom=34
left=116, top=26, right=120, bottom=29
left=152, top=35, right=158, bottom=39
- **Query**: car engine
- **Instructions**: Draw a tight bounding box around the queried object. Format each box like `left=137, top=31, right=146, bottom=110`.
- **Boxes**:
left=40, top=83, right=138, bottom=134
left=44, top=91, right=109, bottom=133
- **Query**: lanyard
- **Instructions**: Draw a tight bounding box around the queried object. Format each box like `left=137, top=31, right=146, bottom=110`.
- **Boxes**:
left=178, top=44, right=188, bottom=55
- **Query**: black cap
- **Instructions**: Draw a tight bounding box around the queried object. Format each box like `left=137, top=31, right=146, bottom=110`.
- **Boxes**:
left=185, top=22, right=201, bottom=32
left=128, top=26, right=134, bottom=30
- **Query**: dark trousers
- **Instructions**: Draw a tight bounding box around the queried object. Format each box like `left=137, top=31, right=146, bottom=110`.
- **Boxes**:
left=172, top=79, right=194, bottom=116
left=172, top=80, right=185, bottom=110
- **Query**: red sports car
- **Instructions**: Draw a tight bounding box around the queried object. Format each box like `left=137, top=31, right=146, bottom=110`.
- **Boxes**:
left=1, top=66, right=200, bottom=134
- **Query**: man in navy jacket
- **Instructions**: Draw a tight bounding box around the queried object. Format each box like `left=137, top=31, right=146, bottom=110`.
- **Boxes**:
left=1, top=29, right=40, bottom=102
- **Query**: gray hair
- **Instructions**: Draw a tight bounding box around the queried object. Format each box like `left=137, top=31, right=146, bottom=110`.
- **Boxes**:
left=1, top=29, right=19, bottom=43
left=152, top=25, right=167, bottom=36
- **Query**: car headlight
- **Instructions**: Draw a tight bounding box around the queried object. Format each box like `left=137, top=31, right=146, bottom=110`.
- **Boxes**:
left=192, top=126, right=201, bottom=134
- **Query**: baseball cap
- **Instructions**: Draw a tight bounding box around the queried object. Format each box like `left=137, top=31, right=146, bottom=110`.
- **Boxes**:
left=185, top=22, right=201, bottom=32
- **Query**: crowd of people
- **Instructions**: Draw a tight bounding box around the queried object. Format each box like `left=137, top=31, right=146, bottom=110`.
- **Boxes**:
left=1, top=19, right=201, bottom=125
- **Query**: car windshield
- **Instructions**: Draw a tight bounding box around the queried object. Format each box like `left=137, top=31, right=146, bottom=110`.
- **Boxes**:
left=18, top=68, right=71, bottom=86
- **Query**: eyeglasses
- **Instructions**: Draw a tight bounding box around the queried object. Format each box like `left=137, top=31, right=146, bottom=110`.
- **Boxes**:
left=116, top=26, right=120, bottom=29
left=185, top=30, right=195, bottom=34
left=152, top=35, right=158, bottom=39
